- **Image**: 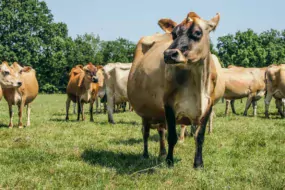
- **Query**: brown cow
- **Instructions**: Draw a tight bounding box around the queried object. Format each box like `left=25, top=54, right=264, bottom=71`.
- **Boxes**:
left=0, top=62, right=39, bottom=128
left=65, top=63, right=100, bottom=121
left=264, top=64, right=285, bottom=118
left=128, top=13, right=224, bottom=166
left=223, top=67, right=266, bottom=116
left=162, top=12, right=225, bottom=168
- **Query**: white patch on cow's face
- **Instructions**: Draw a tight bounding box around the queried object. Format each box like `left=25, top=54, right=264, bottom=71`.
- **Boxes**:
left=0, top=63, right=22, bottom=88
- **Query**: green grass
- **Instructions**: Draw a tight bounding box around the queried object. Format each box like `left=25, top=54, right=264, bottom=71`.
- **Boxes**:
left=0, top=94, right=284, bottom=189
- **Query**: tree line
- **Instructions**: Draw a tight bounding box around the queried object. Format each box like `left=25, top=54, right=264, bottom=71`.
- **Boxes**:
left=1, top=0, right=285, bottom=93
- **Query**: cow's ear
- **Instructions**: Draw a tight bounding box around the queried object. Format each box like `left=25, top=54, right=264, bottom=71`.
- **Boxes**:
left=20, top=66, right=32, bottom=74
left=158, top=19, right=177, bottom=33
left=207, top=13, right=220, bottom=32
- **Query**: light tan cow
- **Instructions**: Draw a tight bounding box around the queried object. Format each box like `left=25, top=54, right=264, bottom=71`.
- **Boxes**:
left=65, top=63, right=100, bottom=121
left=0, top=62, right=39, bottom=128
left=162, top=12, right=225, bottom=168
left=103, top=63, right=132, bottom=123
left=223, top=67, right=266, bottom=116
left=128, top=12, right=224, bottom=167
left=264, top=64, right=285, bottom=118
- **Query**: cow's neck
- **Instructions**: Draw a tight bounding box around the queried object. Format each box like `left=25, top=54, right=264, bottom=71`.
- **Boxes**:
left=190, top=53, right=212, bottom=121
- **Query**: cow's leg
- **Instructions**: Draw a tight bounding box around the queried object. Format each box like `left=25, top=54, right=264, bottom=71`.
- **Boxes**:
left=165, top=105, right=177, bottom=166
left=8, top=103, right=13, bottom=128
left=208, top=109, right=214, bottom=134
left=90, top=101, right=94, bottom=122
left=17, top=100, right=25, bottom=128
left=230, top=100, right=237, bottom=114
left=157, top=124, right=167, bottom=157
left=66, top=97, right=71, bottom=121
left=104, top=102, right=107, bottom=114
left=77, top=98, right=81, bottom=121
left=80, top=100, right=85, bottom=121
left=142, top=118, right=150, bottom=158
left=194, top=106, right=212, bottom=169
left=95, top=97, right=99, bottom=113
left=264, top=92, right=273, bottom=118
left=225, top=99, right=230, bottom=115
left=275, top=99, right=285, bottom=118
left=73, top=102, right=76, bottom=114
left=107, top=89, right=115, bottom=124
left=252, top=100, right=257, bottom=116
left=26, top=103, right=31, bottom=127
left=283, top=99, right=285, bottom=116
left=179, top=125, right=186, bottom=143
left=243, top=96, right=253, bottom=116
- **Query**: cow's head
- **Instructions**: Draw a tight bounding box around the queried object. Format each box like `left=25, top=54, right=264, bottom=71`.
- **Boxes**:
left=0, top=61, right=22, bottom=88
left=83, top=62, right=98, bottom=83
left=163, top=12, right=220, bottom=65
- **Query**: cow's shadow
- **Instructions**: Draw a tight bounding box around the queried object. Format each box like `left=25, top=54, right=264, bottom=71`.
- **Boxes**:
left=0, top=123, right=9, bottom=128
left=111, top=134, right=160, bottom=145
left=81, top=149, right=164, bottom=174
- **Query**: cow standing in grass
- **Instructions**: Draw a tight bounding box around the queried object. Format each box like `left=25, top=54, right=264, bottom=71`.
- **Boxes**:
left=222, top=67, right=266, bottom=116
left=65, top=63, right=101, bottom=121
left=103, top=63, right=132, bottom=124
left=0, top=62, right=39, bottom=128
left=162, top=12, right=225, bottom=168
left=264, top=64, right=285, bottom=118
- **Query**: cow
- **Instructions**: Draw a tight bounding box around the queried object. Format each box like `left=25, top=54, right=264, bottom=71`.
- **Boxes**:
left=222, top=67, right=266, bottom=116
left=264, top=64, right=285, bottom=118
left=65, top=63, right=101, bottom=121
left=103, top=63, right=132, bottom=124
left=162, top=12, right=225, bottom=168
left=128, top=13, right=224, bottom=165
left=0, top=62, right=39, bottom=128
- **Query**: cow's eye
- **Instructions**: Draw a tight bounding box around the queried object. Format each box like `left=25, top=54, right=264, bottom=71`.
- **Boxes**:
left=191, top=29, right=203, bottom=40
left=3, top=71, right=9, bottom=75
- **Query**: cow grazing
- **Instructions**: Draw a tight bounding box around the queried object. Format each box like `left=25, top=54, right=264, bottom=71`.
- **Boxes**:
left=162, top=12, right=225, bottom=168
left=264, top=64, right=285, bottom=118
left=103, top=63, right=132, bottom=124
left=65, top=63, right=101, bottom=121
left=0, top=62, right=39, bottom=128
left=223, top=67, right=266, bottom=116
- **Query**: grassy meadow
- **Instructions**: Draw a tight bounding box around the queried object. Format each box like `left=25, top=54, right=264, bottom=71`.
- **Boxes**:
left=0, top=94, right=284, bottom=189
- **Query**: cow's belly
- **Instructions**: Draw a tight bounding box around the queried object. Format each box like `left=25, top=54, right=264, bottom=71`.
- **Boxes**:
left=172, top=90, right=210, bottom=124
left=224, top=87, right=250, bottom=99
left=80, top=91, right=91, bottom=103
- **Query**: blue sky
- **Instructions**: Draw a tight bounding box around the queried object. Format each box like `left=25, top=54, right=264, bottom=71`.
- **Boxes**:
left=44, top=0, right=285, bottom=45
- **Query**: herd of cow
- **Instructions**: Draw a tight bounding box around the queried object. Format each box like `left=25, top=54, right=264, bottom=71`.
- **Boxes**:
left=0, top=12, right=284, bottom=169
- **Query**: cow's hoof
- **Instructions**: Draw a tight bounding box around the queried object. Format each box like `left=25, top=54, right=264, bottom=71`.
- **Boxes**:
left=90, top=119, right=94, bottom=122
left=109, top=121, right=115, bottom=124
left=166, top=158, right=174, bottom=167
left=8, top=126, right=13, bottom=129
left=193, top=161, right=204, bottom=169
left=19, top=126, right=24, bottom=129
left=178, top=137, right=185, bottom=143
left=143, top=152, right=149, bottom=159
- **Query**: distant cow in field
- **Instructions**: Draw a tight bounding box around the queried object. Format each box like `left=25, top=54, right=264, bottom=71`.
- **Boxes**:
left=0, top=62, right=39, bottom=128
left=264, top=64, right=285, bottom=118
left=103, top=63, right=132, bottom=124
left=66, top=63, right=102, bottom=121
left=223, top=66, right=266, bottom=116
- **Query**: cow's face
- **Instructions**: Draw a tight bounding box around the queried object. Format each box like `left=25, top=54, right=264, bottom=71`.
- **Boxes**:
left=83, top=62, right=98, bottom=83
left=0, top=62, right=22, bottom=88
left=163, top=12, right=220, bottom=65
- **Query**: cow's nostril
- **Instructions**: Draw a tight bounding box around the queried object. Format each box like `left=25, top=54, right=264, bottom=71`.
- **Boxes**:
left=171, top=51, right=179, bottom=59
left=17, top=82, right=22, bottom=86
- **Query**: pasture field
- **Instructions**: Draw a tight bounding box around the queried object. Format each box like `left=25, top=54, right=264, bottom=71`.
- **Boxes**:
left=0, top=94, right=284, bottom=189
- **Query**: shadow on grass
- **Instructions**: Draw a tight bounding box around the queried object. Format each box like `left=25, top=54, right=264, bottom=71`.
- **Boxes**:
left=81, top=149, right=164, bottom=174
left=111, top=134, right=160, bottom=145
left=0, top=123, right=9, bottom=128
